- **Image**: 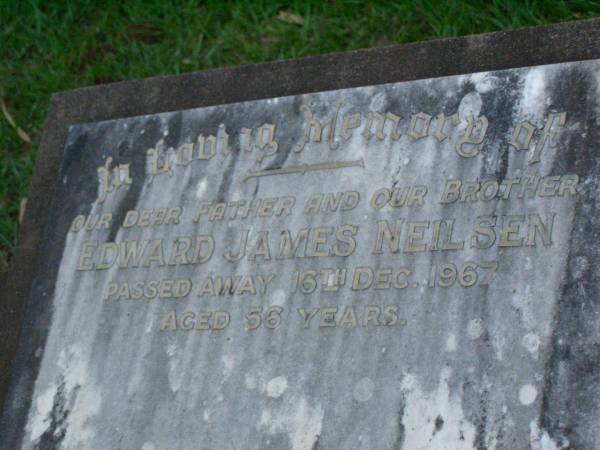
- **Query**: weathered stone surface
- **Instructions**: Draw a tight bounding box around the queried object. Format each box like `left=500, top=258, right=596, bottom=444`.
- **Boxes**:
left=3, top=21, right=600, bottom=450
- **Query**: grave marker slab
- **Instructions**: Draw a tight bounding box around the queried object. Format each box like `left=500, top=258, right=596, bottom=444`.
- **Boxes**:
left=3, top=19, right=600, bottom=450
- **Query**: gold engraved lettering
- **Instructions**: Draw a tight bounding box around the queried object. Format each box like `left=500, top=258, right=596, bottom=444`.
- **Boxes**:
left=298, top=308, right=319, bottom=328
left=77, top=235, right=214, bottom=271
left=258, top=198, right=277, bottom=217
left=97, top=157, right=132, bottom=202
left=480, top=181, right=499, bottom=201
left=219, top=124, right=231, bottom=156
left=179, top=311, right=195, bottom=330
left=77, top=241, right=97, bottom=271
left=96, top=242, right=118, bottom=270
left=386, top=112, right=402, bottom=140
left=160, top=311, right=177, bottom=331
left=530, top=112, right=566, bottom=164
left=352, top=267, right=373, bottom=290
left=70, top=213, right=112, bottom=232
left=558, top=174, right=579, bottom=196
left=196, top=312, right=212, bottom=330
left=455, top=115, right=489, bottom=158
left=332, top=224, right=358, bottom=257
left=499, top=215, right=525, bottom=247
left=341, top=112, right=361, bottom=140
left=526, top=214, right=554, bottom=247
left=404, top=221, right=430, bottom=253
left=244, top=159, right=364, bottom=182
left=407, top=112, right=432, bottom=140
left=440, top=175, right=578, bottom=203
left=213, top=312, right=230, bottom=330
left=393, top=269, right=410, bottom=289
left=320, top=268, right=347, bottom=292
left=146, top=140, right=171, bottom=184
left=159, top=310, right=230, bottom=331
left=225, top=230, right=249, bottom=261
left=319, top=307, right=338, bottom=327
left=119, top=240, right=149, bottom=267
left=517, top=176, right=539, bottom=198
left=509, top=113, right=566, bottom=164
left=105, top=279, right=191, bottom=301
left=277, top=196, right=296, bottom=215
left=338, top=307, right=358, bottom=328
left=176, top=142, right=194, bottom=166
left=439, top=219, right=464, bottom=251
left=509, top=120, right=536, bottom=151
left=374, top=269, right=392, bottom=289
left=362, top=112, right=388, bottom=141
left=440, top=180, right=461, bottom=204
left=248, top=231, right=271, bottom=261
left=293, top=103, right=341, bottom=152
left=363, top=306, right=380, bottom=327
left=373, top=220, right=404, bottom=254
left=383, top=306, right=399, bottom=326
left=169, top=237, right=192, bottom=265
left=370, top=186, right=427, bottom=209
left=195, top=134, right=217, bottom=160
left=539, top=176, right=561, bottom=197
left=433, top=113, right=459, bottom=142
left=471, top=216, right=497, bottom=249
left=143, top=239, right=166, bottom=267
left=240, top=127, right=253, bottom=152
left=255, top=123, right=278, bottom=161
left=303, top=191, right=360, bottom=214
left=277, top=229, right=309, bottom=259
left=195, top=197, right=297, bottom=222
left=306, top=227, right=333, bottom=257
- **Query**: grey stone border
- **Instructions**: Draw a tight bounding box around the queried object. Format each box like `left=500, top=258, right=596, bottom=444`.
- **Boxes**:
left=2, top=16, right=600, bottom=425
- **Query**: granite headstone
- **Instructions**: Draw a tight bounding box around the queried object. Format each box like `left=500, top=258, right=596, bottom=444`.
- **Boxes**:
left=2, top=19, right=600, bottom=450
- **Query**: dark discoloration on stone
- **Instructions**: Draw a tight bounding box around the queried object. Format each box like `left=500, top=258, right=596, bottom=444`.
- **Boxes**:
left=2, top=18, right=600, bottom=449
left=37, top=380, right=76, bottom=450
left=539, top=65, right=600, bottom=447
left=434, top=415, right=444, bottom=432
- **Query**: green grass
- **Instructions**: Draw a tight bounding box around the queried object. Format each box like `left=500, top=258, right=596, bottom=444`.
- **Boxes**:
left=1, top=0, right=599, bottom=268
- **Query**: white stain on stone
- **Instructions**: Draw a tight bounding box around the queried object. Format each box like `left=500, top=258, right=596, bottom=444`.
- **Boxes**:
left=572, top=256, right=589, bottom=280
left=445, top=333, right=457, bottom=352
left=400, top=367, right=476, bottom=449
left=195, top=178, right=207, bottom=199
left=266, top=376, right=288, bottom=398
left=353, top=378, right=375, bottom=402
left=530, top=420, right=569, bottom=450
left=521, top=68, right=548, bottom=112
left=467, top=318, right=484, bottom=340
left=29, top=388, right=55, bottom=440
left=141, top=442, right=156, bottom=450
left=492, top=333, right=506, bottom=361
left=259, top=394, right=323, bottom=450
left=471, top=73, right=497, bottom=93
left=245, top=374, right=257, bottom=390
left=369, top=92, right=386, bottom=111
left=27, top=346, right=102, bottom=448
left=512, top=284, right=536, bottom=330
left=221, top=355, right=234, bottom=379
left=167, top=343, right=183, bottom=393
left=519, top=384, right=538, bottom=406
left=458, top=92, right=482, bottom=119
left=522, top=333, right=541, bottom=358
left=271, top=288, right=286, bottom=306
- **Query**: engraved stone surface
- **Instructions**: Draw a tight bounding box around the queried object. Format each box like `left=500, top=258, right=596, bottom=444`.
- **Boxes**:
left=3, top=58, right=600, bottom=449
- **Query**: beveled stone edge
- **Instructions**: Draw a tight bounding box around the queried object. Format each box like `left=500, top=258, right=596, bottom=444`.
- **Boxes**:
left=2, top=16, right=600, bottom=420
